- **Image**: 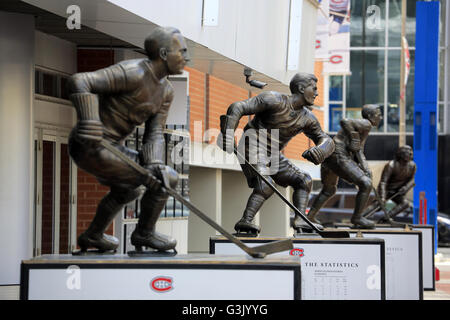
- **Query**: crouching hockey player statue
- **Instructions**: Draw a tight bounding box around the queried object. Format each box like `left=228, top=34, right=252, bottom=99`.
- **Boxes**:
left=67, top=27, right=190, bottom=254
left=362, top=145, right=417, bottom=223
left=307, top=105, right=382, bottom=229
left=218, top=73, right=335, bottom=236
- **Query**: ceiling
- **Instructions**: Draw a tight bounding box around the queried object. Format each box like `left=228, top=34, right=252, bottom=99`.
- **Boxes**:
left=0, top=0, right=290, bottom=93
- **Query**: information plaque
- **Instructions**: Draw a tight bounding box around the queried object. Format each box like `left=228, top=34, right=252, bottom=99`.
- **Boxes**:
left=337, top=223, right=434, bottom=291
left=345, top=230, right=423, bottom=300
left=210, top=236, right=385, bottom=300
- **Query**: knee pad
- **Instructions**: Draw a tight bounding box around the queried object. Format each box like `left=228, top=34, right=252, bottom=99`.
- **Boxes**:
left=254, top=177, right=274, bottom=199
left=292, top=173, right=313, bottom=193
left=358, top=176, right=372, bottom=192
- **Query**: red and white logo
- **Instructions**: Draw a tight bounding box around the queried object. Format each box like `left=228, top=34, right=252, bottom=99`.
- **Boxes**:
left=329, top=55, right=343, bottom=64
left=316, top=40, right=321, bottom=49
left=289, top=248, right=305, bottom=257
left=151, top=276, right=173, bottom=292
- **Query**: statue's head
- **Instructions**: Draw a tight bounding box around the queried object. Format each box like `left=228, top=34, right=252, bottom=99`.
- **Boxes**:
left=144, top=27, right=190, bottom=75
left=289, top=73, right=318, bottom=106
left=395, top=145, right=413, bottom=162
left=362, top=104, right=382, bottom=127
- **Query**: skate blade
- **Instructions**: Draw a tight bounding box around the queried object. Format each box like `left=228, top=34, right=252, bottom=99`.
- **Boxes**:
left=72, top=249, right=117, bottom=256
left=127, top=249, right=177, bottom=257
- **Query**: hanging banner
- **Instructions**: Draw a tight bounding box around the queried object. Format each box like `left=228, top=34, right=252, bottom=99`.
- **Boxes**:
left=324, top=0, right=351, bottom=74
left=400, top=36, right=411, bottom=101
left=315, top=0, right=330, bottom=59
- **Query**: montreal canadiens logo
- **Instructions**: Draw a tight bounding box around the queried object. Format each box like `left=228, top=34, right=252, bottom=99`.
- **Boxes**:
left=290, top=248, right=305, bottom=257
left=151, top=276, right=173, bottom=292
left=329, top=55, right=343, bottom=64
left=316, top=40, right=321, bottom=49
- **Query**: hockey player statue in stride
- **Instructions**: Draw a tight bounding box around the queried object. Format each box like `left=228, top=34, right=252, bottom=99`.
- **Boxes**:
left=362, top=145, right=417, bottom=223
left=307, top=104, right=382, bottom=229
left=218, top=73, right=335, bottom=236
left=67, top=27, right=190, bottom=253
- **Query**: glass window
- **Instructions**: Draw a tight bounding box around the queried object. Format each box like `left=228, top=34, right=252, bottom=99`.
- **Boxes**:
left=388, top=0, right=417, bottom=47
left=329, top=75, right=343, bottom=101
left=329, top=104, right=343, bottom=132
left=42, top=73, right=57, bottom=97
left=346, top=50, right=385, bottom=108
left=350, top=0, right=387, bottom=47
left=386, top=49, right=415, bottom=132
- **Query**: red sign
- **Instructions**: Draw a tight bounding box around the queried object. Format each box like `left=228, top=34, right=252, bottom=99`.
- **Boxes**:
left=151, top=277, right=173, bottom=292
left=289, top=248, right=304, bottom=257
left=329, top=55, right=343, bottom=64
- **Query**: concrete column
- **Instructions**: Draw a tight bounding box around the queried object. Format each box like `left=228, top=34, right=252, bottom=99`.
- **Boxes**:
left=259, top=187, right=292, bottom=237
left=188, top=167, right=222, bottom=253
left=221, top=170, right=255, bottom=232
left=0, top=12, right=35, bottom=285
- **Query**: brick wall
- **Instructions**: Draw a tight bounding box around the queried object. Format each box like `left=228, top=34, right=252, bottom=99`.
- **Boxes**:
left=185, top=66, right=205, bottom=142
left=76, top=169, right=111, bottom=238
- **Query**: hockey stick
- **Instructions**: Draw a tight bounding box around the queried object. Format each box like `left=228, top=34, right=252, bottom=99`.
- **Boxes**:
left=233, top=147, right=350, bottom=238
left=100, top=140, right=293, bottom=258
left=363, top=183, right=415, bottom=219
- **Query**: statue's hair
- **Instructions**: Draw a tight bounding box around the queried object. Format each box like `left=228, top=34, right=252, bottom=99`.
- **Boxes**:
left=395, top=145, right=413, bottom=160
left=361, top=104, right=380, bottom=120
left=289, top=73, right=318, bottom=94
left=144, top=27, right=181, bottom=60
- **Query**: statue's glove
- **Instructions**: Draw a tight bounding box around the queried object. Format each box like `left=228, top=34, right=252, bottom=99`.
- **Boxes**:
left=302, top=146, right=326, bottom=165
left=218, top=115, right=237, bottom=154
left=144, top=164, right=178, bottom=190
left=348, top=131, right=360, bottom=152
left=70, top=93, right=103, bottom=144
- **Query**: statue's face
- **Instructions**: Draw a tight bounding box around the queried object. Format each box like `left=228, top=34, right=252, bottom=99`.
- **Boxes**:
left=369, top=108, right=382, bottom=127
left=302, top=80, right=318, bottom=106
left=400, top=147, right=413, bottom=161
left=166, top=34, right=190, bottom=75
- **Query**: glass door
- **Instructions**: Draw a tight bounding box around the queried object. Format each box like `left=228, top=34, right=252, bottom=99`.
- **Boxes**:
left=33, top=127, right=77, bottom=256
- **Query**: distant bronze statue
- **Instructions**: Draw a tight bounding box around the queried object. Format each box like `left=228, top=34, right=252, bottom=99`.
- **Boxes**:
left=218, top=73, right=335, bottom=236
left=307, top=105, right=382, bottom=229
left=363, top=145, right=416, bottom=222
left=67, top=27, right=190, bottom=253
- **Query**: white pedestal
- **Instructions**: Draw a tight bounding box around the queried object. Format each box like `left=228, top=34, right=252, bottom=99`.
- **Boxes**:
left=337, top=223, right=434, bottom=291
left=339, top=229, right=423, bottom=300
left=21, top=254, right=300, bottom=300
left=210, top=236, right=385, bottom=300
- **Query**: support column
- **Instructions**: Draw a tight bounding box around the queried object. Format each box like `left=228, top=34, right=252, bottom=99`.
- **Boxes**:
left=0, top=12, right=34, bottom=285
left=221, top=170, right=255, bottom=232
left=259, top=187, right=291, bottom=238
left=188, top=167, right=222, bottom=253
left=413, top=2, right=440, bottom=250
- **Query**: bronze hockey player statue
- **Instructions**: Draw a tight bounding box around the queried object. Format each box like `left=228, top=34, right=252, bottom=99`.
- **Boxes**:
left=67, top=27, right=189, bottom=253
left=218, top=73, right=335, bottom=236
left=362, top=145, right=416, bottom=222
left=307, top=104, right=382, bottom=229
